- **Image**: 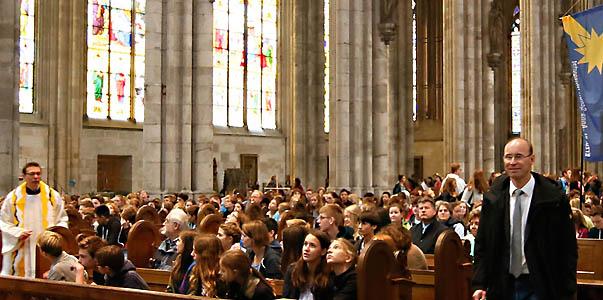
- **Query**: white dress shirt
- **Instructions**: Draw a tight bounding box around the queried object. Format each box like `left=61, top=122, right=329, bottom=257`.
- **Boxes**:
left=509, top=174, right=535, bottom=274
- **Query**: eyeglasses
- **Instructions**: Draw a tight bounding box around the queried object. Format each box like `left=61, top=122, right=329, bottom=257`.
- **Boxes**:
left=503, top=153, right=531, bottom=161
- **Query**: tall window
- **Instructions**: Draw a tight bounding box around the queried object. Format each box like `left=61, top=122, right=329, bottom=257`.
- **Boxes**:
left=19, top=0, right=35, bottom=114
left=213, top=0, right=278, bottom=131
left=511, top=6, right=521, bottom=134
left=324, top=0, right=330, bottom=133
left=86, top=0, right=146, bottom=122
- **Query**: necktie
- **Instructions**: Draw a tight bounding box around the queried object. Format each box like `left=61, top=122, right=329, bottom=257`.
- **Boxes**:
left=510, top=189, right=524, bottom=278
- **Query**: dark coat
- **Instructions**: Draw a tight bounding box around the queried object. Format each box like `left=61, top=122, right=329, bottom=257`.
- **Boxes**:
left=472, top=173, right=577, bottom=300
left=248, top=246, right=283, bottom=279
left=410, top=218, right=447, bottom=254
left=104, top=260, right=149, bottom=290
left=332, top=266, right=357, bottom=300
left=96, top=216, right=122, bottom=246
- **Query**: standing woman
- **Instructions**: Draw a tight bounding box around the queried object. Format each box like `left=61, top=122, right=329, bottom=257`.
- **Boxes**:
left=218, top=249, right=275, bottom=300
left=189, top=234, right=224, bottom=297
left=167, top=231, right=197, bottom=294
left=460, top=170, right=489, bottom=207
left=283, top=229, right=333, bottom=299
left=326, top=238, right=357, bottom=300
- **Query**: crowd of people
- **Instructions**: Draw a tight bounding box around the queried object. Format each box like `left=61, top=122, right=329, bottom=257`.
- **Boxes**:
left=0, top=139, right=601, bottom=299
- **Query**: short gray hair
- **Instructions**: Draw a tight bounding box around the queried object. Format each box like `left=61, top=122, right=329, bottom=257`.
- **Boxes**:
left=166, top=208, right=190, bottom=230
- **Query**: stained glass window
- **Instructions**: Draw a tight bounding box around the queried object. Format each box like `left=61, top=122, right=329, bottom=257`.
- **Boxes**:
left=511, top=7, right=521, bottom=134
left=86, top=0, right=145, bottom=122
left=213, top=0, right=277, bottom=130
left=19, top=0, right=35, bottom=114
left=324, top=0, right=330, bottom=133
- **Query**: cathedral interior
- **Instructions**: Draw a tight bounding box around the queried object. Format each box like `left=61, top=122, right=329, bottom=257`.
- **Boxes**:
left=1, top=0, right=602, bottom=197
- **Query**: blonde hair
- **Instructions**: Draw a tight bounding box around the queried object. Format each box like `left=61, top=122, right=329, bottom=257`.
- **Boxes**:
left=37, top=231, right=63, bottom=257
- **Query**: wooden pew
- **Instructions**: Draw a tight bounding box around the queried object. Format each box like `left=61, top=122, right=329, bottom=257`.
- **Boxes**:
left=137, top=268, right=170, bottom=292
left=127, top=220, right=162, bottom=268
left=577, top=238, right=603, bottom=299
left=404, top=230, right=472, bottom=300
left=0, top=275, right=212, bottom=300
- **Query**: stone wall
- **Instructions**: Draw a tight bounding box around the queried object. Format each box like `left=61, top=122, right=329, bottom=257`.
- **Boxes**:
left=79, top=128, right=144, bottom=194
left=213, top=134, right=287, bottom=192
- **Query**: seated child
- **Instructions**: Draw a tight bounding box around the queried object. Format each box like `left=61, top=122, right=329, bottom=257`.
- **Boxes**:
left=95, top=245, right=149, bottom=290
left=37, top=231, right=86, bottom=283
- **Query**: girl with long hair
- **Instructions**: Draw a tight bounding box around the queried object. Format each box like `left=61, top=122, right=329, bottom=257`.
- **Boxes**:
left=242, top=220, right=282, bottom=279
left=189, top=234, right=224, bottom=297
left=166, top=231, right=197, bottom=294
left=461, top=169, right=489, bottom=207
left=280, top=225, right=309, bottom=276
left=283, top=229, right=333, bottom=299
left=218, top=250, right=275, bottom=299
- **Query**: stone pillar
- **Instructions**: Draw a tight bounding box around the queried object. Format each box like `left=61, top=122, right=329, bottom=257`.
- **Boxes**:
left=329, top=0, right=352, bottom=191
left=372, top=0, right=389, bottom=193
left=289, top=0, right=326, bottom=190
left=442, top=0, right=494, bottom=176
left=521, top=0, right=564, bottom=173
left=143, top=0, right=164, bottom=196
left=0, top=0, right=20, bottom=195
left=144, top=0, right=213, bottom=196
left=392, top=0, right=415, bottom=179
left=191, top=0, right=215, bottom=194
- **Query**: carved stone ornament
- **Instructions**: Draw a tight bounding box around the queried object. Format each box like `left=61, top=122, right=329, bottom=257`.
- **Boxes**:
left=379, top=0, right=398, bottom=45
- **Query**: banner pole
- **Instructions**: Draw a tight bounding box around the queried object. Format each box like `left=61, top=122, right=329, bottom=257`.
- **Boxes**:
left=580, top=133, right=585, bottom=209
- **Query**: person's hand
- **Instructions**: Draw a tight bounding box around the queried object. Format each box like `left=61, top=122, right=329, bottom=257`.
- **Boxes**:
left=42, top=270, right=49, bottom=279
left=472, top=289, right=487, bottom=300
left=19, top=230, right=33, bottom=241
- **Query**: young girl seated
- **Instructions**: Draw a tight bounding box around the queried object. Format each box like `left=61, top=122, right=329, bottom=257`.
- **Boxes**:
left=326, top=238, right=357, bottom=300
left=166, top=231, right=197, bottom=294
left=189, top=234, right=224, bottom=297
left=242, top=220, right=282, bottom=279
left=218, top=249, right=275, bottom=300
left=283, top=229, right=333, bottom=299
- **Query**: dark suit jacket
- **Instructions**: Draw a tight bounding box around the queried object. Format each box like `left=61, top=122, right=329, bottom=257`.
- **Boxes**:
left=410, top=218, right=447, bottom=254
left=472, top=172, right=577, bottom=300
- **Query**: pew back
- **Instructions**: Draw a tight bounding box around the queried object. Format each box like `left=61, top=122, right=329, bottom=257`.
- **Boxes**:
left=0, top=275, right=211, bottom=300
left=577, top=238, right=603, bottom=281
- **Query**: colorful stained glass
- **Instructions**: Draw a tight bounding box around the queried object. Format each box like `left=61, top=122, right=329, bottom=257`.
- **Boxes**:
left=19, top=0, right=35, bottom=114
left=213, top=0, right=277, bottom=129
left=87, top=0, right=145, bottom=122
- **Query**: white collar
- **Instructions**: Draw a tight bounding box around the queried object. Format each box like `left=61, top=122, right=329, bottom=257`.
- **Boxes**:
left=509, top=174, right=535, bottom=199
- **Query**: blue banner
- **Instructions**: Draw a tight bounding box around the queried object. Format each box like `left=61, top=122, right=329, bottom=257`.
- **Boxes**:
left=562, top=5, right=603, bottom=161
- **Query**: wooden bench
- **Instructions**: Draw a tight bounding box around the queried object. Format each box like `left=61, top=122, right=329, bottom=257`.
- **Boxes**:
left=137, top=268, right=170, bottom=292
left=0, top=275, right=212, bottom=300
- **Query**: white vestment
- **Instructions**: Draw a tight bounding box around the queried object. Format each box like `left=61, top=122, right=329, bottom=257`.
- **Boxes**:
left=0, top=181, right=68, bottom=278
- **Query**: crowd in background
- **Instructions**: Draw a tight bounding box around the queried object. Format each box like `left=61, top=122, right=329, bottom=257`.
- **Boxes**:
left=2, top=161, right=602, bottom=299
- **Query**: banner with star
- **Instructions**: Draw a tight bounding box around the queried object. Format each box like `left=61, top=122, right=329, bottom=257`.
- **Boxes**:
left=562, top=5, right=603, bottom=161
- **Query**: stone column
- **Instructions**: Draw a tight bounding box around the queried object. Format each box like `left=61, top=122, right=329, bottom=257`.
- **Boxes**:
left=289, top=0, right=326, bottom=190
left=521, top=0, right=564, bottom=173
left=392, top=0, right=415, bottom=179
left=0, top=0, right=20, bottom=195
left=329, top=0, right=352, bottom=191
left=372, top=0, right=389, bottom=194
left=143, top=0, right=164, bottom=196
left=442, top=0, right=494, bottom=176
left=191, top=0, right=215, bottom=194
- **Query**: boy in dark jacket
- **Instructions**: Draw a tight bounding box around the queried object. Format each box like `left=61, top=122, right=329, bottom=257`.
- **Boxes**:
left=95, top=245, right=149, bottom=290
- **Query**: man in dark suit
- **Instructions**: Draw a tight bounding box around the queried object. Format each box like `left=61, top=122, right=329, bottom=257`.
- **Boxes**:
left=410, top=197, right=447, bottom=254
left=472, top=138, right=577, bottom=300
